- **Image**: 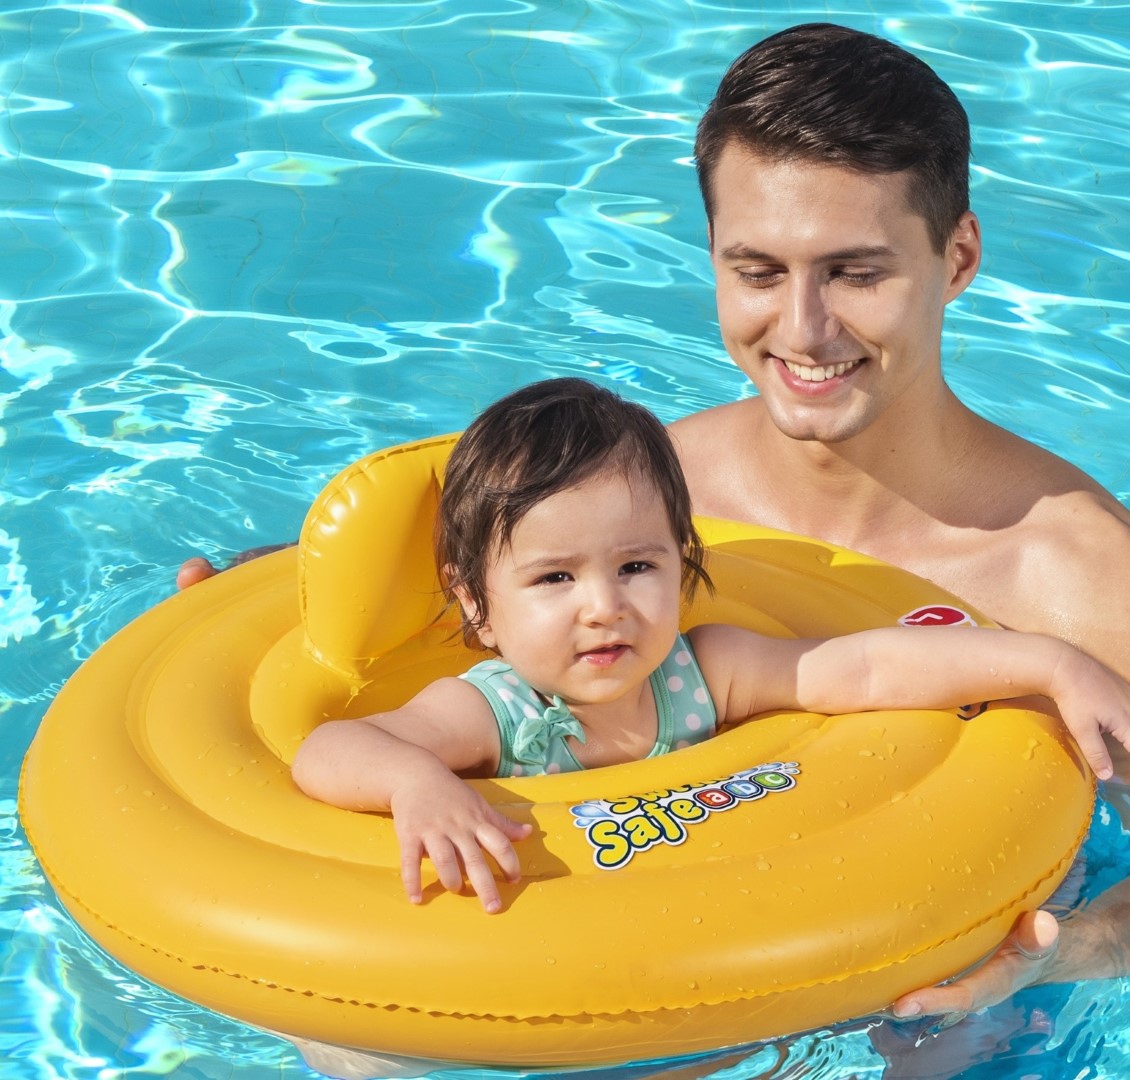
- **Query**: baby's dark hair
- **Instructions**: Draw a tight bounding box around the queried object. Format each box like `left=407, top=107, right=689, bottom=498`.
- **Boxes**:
left=437, top=378, right=711, bottom=646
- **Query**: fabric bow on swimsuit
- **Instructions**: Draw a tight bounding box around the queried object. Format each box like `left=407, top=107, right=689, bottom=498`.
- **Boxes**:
left=512, top=697, right=585, bottom=767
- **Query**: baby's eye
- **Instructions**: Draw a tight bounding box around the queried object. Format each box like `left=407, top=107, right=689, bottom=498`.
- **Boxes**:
left=536, top=571, right=572, bottom=585
left=620, top=561, right=653, bottom=576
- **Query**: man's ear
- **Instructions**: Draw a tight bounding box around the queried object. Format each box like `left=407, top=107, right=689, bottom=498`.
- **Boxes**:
left=943, top=211, right=981, bottom=302
left=448, top=572, right=496, bottom=650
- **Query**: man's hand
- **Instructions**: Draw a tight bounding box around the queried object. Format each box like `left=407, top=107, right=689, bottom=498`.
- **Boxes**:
left=891, top=910, right=1059, bottom=1022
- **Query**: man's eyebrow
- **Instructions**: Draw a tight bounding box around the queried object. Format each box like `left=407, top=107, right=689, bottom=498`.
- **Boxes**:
left=823, top=245, right=898, bottom=261
left=717, top=243, right=898, bottom=262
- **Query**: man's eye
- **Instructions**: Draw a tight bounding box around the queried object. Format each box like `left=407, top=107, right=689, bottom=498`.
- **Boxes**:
left=834, top=269, right=881, bottom=286
left=735, top=268, right=781, bottom=287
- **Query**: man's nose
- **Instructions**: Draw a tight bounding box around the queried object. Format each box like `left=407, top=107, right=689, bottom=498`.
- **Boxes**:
left=776, top=276, right=840, bottom=356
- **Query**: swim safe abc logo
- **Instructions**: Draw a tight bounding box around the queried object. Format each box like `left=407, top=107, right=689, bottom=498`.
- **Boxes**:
left=570, top=763, right=800, bottom=870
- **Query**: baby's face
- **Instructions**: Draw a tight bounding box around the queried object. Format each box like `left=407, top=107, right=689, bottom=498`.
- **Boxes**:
left=474, top=471, right=683, bottom=711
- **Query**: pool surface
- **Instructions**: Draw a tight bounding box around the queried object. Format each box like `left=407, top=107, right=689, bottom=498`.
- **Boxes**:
left=2, top=1, right=1129, bottom=1077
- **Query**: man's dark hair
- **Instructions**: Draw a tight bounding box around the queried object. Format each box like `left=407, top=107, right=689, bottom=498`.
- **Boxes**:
left=695, top=23, right=971, bottom=253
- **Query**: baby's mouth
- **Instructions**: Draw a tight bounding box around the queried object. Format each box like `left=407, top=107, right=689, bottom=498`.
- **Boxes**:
left=579, top=644, right=628, bottom=665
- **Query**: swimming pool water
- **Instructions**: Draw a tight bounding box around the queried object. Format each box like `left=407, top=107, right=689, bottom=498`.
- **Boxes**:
left=2, top=1, right=1128, bottom=1077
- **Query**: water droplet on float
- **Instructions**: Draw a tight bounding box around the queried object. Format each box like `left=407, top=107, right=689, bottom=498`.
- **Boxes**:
left=755, top=860, right=772, bottom=871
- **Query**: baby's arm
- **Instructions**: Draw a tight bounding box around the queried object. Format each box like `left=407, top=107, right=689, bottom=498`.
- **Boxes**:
left=690, top=624, right=1130, bottom=779
left=291, top=678, right=532, bottom=913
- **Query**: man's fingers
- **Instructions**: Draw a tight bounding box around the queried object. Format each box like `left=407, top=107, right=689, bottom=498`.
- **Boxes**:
left=891, top=982, right=973, bottom=1020
left=1012, top=908, right=1059, bottom=960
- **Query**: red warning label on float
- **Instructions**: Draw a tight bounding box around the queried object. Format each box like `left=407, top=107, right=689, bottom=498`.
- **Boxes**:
left=898, top=605, right=975, bottom=627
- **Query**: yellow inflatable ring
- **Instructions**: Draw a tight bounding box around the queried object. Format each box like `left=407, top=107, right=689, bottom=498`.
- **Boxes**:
left=20, top=434, right=1093, bottom=1068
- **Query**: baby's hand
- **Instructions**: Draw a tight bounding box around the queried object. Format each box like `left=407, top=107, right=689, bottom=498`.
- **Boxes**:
left=389, top=767, right=533, bottom=913
left=1049, top=648, right=1130, bottom=780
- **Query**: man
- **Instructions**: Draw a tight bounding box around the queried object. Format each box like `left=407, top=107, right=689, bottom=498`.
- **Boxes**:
left=178, top=23, right=1130, bottom=1032
left=669, top=22, right=1130, bottom=1025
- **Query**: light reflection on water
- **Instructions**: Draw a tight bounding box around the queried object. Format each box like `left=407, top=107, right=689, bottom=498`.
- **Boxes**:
left=1, top=1, right=1128, bottom=1077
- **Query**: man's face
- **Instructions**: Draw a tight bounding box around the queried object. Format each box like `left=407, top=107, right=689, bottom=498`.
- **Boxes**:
left=708, top=144, right=978, bottom=444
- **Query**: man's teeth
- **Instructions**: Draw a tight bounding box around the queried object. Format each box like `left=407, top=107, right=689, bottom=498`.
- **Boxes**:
left=783, top=358, right=860, bottom=383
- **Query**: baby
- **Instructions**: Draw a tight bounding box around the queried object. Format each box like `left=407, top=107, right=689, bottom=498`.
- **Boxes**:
left=293, top=378, right=1130, bottom=912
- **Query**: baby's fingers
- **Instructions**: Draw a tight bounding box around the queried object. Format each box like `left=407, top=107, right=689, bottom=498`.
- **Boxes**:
left=459, top=844, right=505, bottom=914
left=498, top=815, right=535, bottom=843
left=423, top=837, right=471, bottom=897
left=398, top=840, right=426, bottom=905
left=477, top=820, right=530, bottom=885
left=1104, top=708, right=1130, bottom=754
left=1063, top=714, right=1114, bottom=780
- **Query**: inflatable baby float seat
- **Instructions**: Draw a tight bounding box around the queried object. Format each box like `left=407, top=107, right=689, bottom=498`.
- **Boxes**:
left=20, top=433, right=1094, bottom=1068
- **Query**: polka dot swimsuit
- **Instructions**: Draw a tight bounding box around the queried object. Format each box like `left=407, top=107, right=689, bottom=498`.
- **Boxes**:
left=459, top=634, right=717, bottom=777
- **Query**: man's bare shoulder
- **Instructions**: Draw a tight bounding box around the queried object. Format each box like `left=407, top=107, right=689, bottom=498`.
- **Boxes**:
left=668, top=400, right=768, bottom=521
left=976, top=424, right=1129, bottom=530
left=968, top=438, right=1130, bottom=675
left=669, top=399, right=751, bottom=450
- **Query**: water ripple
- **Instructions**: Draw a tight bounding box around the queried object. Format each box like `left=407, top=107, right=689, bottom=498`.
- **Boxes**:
left=2, top=1, right=1129, bottom=1076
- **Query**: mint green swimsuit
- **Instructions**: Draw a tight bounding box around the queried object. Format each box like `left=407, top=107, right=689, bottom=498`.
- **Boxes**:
left=459, top=633, right=717, bottom=777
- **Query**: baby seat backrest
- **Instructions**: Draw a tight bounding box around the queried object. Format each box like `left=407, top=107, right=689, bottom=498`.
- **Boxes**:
left=298, top=434, right=458, bottom=681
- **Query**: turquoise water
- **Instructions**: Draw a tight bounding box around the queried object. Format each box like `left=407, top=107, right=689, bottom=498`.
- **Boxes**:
left=2, top=1, right=1129, bottom=1077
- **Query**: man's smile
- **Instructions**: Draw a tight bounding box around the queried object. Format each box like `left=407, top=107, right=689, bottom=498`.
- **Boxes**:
left=781, top=357, right=863, bottom=383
